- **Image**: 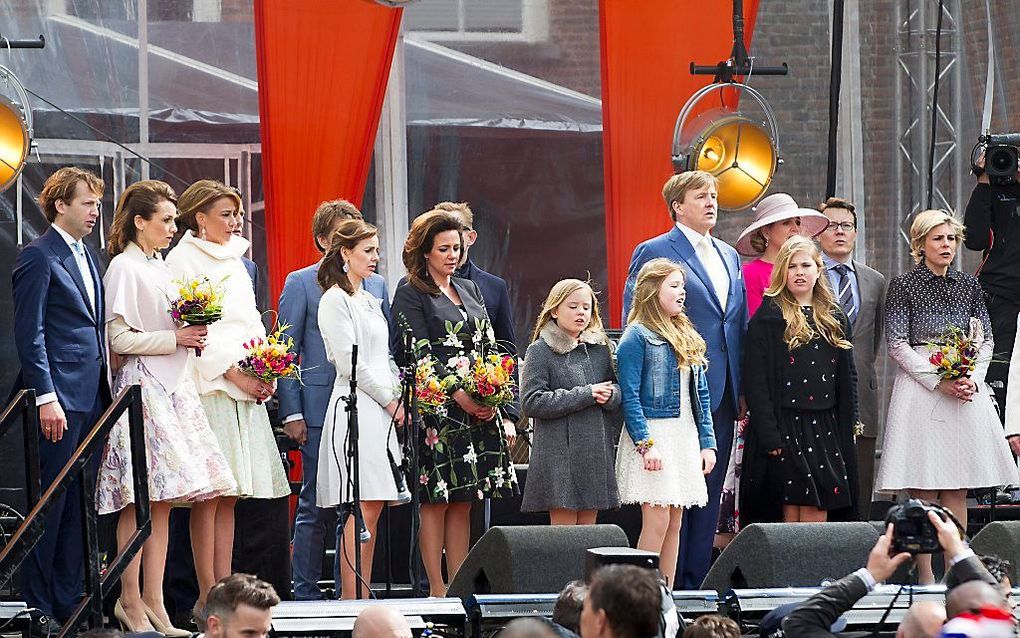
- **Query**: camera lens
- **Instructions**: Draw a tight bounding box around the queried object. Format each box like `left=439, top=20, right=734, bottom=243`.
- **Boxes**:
left=987, top=145, right=1019, bottom=175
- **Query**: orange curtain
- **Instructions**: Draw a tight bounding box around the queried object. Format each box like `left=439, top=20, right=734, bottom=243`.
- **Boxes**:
left=600, top=0, right=760, bottom=325
left=254, top=0, right=403, bottom=304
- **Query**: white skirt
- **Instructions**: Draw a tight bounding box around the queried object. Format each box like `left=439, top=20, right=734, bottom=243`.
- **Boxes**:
left=616, top=417, right=708, bottom=508
left=876, top=359, right=1019, bottom=492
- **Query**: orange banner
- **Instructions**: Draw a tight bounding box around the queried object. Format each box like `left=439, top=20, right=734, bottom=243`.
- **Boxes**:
left=254, top=0, right=402, bottom=304
left=600, top=0, right=760, bottom=325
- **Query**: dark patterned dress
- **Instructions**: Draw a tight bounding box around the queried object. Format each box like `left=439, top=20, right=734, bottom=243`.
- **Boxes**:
left=391, top=278, right=519, bottom=504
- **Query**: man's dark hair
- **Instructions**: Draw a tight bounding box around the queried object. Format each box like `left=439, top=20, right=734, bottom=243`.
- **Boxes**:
left=206, top=573, right=280, bottom=623
left=587, top=564, right=662, bottom=638
left=683, top=615, right=740, bottom=638
left=552, top=579, right=586, bottom=633
left=980, top=554, right=1012, bottom=585
left=818, top=196, right=858, bottom=227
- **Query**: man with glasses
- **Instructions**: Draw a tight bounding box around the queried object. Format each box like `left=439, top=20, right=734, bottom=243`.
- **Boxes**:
left=817, top=197, right=887, bottom=519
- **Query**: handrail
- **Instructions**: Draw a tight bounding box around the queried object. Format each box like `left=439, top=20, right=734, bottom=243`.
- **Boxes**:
left=0, top=389, right=42, bottom=514
left=0, top=385, right=150, bottom=636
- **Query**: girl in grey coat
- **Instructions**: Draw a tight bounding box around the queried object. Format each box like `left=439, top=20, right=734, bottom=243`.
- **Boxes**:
left=521, top=279, right=622, bottom=524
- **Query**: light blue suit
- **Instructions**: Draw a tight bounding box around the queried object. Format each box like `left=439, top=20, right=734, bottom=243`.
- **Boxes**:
left=621, top=224, right=747, bottom=589
left=277, top=263, right=388, bottom=599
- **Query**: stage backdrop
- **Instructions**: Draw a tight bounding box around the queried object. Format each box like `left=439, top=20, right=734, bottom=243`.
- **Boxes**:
left=600, top=0, right=760, bottom=325
left=254, top=0, right=402, bottom=304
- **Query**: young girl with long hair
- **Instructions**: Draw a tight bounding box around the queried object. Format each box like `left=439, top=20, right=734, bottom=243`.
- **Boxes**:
left=616, top=258, right=716, bottom=588
left=521, top=279, right=621, bottom=525
left=740, top=236, right=860, bottom=525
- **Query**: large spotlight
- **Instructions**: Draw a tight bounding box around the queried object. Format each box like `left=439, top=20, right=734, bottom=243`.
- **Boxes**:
left=671, top=83, right=780, bottom=211
left=0, top=65, right=32, bottom=193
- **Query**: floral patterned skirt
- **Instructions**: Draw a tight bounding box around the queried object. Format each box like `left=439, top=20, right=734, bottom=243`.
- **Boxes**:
left=416, top=406, right=518, bottom=503
left=96, top=358, right=236, bottom=514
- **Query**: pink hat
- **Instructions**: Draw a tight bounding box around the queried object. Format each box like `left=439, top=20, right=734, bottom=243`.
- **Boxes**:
left=735, top=193, right=831, bottom=256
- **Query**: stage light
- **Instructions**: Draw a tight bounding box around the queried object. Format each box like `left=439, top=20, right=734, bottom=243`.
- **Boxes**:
left=0, top=65, right=32, bottom=194
left=671, top=83, right=781, bottom=211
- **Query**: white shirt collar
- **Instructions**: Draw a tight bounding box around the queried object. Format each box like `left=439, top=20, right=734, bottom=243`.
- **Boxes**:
left=52, top=223, right=82, bottom=248
left=676, top=222, right=713, bottom=249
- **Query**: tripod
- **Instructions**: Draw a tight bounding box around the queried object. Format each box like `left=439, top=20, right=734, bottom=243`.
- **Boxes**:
left=341, top=344, right=367, bottom=599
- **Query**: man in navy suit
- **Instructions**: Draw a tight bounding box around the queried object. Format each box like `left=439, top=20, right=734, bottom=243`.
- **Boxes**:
left=621, top=171, right=748, bottom=590
left=12, top=167, right=110, bottom=630
left=278, top=199, right=389, bottom=599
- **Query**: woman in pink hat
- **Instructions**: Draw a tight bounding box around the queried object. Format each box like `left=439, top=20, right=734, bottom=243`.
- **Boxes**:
left=736, top=193, right=830, bottom=317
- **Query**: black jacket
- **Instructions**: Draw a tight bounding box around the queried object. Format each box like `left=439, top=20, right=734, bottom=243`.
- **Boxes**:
left=964, top=182, right=1020, bottom=301
left=390, top=276, right=521, bottom=421
left=739, top=298, right=860, bottom=524
left=783, top=555, right=1000, bottom=638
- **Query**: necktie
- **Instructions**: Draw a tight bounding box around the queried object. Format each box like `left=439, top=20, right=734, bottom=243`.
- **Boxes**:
left=696, top=238, right=729, bottom=308
left=832, top=263, right=857, bottom=325
left=71, top=241, right=96, bottom=313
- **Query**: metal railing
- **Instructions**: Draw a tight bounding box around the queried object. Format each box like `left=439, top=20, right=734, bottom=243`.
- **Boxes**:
left=0, top=385, right=150, bottom=636
left=0, top=390, right=42, bottom=522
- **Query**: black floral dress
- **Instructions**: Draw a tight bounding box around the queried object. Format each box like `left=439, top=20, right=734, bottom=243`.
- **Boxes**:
left=391, top=278, right=519, bottom=503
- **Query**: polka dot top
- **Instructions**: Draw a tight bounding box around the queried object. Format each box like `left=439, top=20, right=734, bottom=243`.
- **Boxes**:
left=884, top=261, right=992, bottom=347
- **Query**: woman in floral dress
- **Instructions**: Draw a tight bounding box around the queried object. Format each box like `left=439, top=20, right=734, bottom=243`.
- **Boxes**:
left=390, top=209, right=517, bottom=597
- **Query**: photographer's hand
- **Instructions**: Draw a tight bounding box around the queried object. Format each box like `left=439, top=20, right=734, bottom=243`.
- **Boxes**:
left=866, top=524, right=913, bottom=583
left=928, top=510, right=966, bottom=558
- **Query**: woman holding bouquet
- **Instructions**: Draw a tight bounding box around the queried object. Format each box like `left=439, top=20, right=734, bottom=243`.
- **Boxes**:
left=876, top=209, right=1018, bottom=584
left=391, top=210, right=517, bottom=597
left=316, top=218, right=405, bottom=599
left=165, top=180, right=290, bottom=614
left=98, top=181, right=235, bottom=635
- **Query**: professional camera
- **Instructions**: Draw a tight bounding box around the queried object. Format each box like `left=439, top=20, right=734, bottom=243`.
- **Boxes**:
left=884, top=499, right=953, bottom=554
left=973, top=133, right=1020, bottom=185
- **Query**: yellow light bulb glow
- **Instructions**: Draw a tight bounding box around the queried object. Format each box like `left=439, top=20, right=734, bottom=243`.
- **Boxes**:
left=0, top=94, right=28, bottom=192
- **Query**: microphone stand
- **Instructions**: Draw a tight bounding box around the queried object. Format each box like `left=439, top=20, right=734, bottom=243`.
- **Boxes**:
left=342, top=344, right=366, bottom=599
left=401, top=330, right=425, bottom=597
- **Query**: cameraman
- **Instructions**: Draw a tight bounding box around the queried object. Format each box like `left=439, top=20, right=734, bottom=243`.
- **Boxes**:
left=964, top=164, right=1020, bottom=421
left=783, top=512, right=999, bottom=638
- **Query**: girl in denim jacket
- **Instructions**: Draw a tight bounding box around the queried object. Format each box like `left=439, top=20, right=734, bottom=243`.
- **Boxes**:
left=616, top=258, right=717, bottom=588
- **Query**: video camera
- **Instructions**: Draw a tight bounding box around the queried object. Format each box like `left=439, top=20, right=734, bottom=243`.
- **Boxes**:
left=973, top=133, right=1020, bottom=185
left=884, top=498, right=956, bottom=554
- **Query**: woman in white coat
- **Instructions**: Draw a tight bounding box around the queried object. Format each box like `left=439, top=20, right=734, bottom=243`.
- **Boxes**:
left=316, top=218, right=404, bottom=599
left=165, top=180, right=290, bottom=616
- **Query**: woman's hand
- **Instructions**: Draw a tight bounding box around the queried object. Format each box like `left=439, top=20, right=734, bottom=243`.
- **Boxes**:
left=1008, top=435, right=1020, bottom=457
left=642, top=446, right=663, bottom=472
left=591, top=381, right=614, bottom=404
left=937, top=378, right=973, bottom=402
left=701, top=449, right=717, bottom=475
left=503, top=419, right=516, bottom=446
left=453, top=389, right=496, bottom=421
left=225, top=367, right=275, bottom=402
left=176, top=324, right=208, bottom=350
left=384, top=400, right=406, bottom=426
left=768, top=448, right=783, bottom=457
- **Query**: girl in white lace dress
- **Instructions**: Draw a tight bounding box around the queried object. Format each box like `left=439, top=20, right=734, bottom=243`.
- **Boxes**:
left=97, top=181, right=235, bottom=635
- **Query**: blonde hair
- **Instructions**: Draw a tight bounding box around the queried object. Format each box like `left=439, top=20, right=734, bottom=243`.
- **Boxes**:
left=177, top=180, right=241, bottom=234
left=763, top=236, right=852, bottom=351
left=627, top=258, right=707, bottom=369
left=530, top=279, right=606, bottom=343
left=433, top=201, right=474, bottom=229
left=661, top=171, right=718, bottom=222
left=909, top=209, right=965, bottom=262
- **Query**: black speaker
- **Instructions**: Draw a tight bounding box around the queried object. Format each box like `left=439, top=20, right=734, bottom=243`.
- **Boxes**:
left=969, top=521, right=1020, bottom=586
left=447, top=524, right=630, bottom=598
left=702, top=523, right=880, bottom=591
left=584, top=547, right=659, bottom=581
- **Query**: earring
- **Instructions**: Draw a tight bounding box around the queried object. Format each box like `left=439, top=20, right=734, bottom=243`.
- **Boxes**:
left=342, top=261, right=349, bottom=274
left=200, top=226, right=207, bottom=240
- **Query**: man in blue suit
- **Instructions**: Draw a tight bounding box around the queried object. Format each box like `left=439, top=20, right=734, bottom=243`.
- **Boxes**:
left=12, top=167, right=110, bottom=632
left=278, top=199, right=389, bottom=599
left=621, top=171, right=748, bottom=590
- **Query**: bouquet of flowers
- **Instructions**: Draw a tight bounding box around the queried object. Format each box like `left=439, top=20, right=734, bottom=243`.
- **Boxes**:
left=413, top=354, right=456, bottom=417
left=462, top=352, right=516, bottom=408
left=926, top=325, right=978, bottom=381
left=237, top=323, right=300, bottom=404
left=168, top=275, right=227, bottom=356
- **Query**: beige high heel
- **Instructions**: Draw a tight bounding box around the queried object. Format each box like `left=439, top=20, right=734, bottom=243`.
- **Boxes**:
left=113, top=599, right=155, bottom=633
left=143, top=603, right=192, bottom=637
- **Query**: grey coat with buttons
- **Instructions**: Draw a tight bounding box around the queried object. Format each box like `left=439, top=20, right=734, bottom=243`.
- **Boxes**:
left=520, top=321, right=623, bottom=512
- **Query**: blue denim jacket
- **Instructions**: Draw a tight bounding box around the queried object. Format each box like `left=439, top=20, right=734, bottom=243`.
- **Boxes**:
left=616, top=323, right=716, bottom=450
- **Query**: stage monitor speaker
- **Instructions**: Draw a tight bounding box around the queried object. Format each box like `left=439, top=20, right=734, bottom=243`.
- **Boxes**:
left=447, top=524, right=629, bottom=598
left=584, top=547, right=659, bottom=581
left=702, top=523, right=880, bottom=592
left=969, top=521, right=1020, bottom=586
